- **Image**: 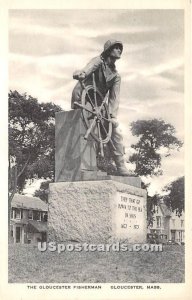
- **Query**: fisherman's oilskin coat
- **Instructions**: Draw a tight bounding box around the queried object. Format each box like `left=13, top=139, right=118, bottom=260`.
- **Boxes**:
left=71, top=55, right=121, bottom=118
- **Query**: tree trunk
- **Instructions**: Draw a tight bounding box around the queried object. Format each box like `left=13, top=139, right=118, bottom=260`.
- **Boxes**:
left=8, top=166, right=17, bottom=243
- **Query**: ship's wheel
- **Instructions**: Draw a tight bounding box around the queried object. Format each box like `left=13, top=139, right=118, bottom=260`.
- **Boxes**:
left=74, top=73, right=116, bottom=156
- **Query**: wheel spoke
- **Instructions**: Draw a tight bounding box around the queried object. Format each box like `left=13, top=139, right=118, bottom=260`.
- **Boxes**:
left=101, top=116, right=111, bottom=122
left=97, top=91, right=109, bottom=114
left=92, top=73, right=98, bottom=110
left=97, top=121, right=104, bottom=157
left=100, top=121, right=116, bottom=150
left=74, top=102, right=96, bottom=116
left=86, top=90, right=95, bottom=109
left=99, top=121, right=109, bottom=139
left=84, top=116, right=97, bottom=140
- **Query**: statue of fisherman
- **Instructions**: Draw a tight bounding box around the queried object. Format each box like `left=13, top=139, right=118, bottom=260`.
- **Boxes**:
left=71, top=39, right=130, bottom=176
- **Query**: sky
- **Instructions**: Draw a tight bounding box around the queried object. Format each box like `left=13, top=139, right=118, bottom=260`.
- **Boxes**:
left=9, top=9, right=184, bottom=195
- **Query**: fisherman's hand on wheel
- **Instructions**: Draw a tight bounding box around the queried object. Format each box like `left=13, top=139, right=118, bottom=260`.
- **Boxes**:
left=73, top=71, right=86, bottom=80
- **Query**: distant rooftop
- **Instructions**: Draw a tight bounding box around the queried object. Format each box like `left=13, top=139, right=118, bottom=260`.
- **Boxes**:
left=12, top=194, right=48, bottom=211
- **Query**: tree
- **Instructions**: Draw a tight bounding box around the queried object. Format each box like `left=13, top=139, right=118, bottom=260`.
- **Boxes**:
left=129, top=119, right=183, bottom=176
left=163, top=176, right=184, bottom=216
left=147, top=194, right=160, bottom=227
left=33, top=180, right=51, bottom=203
left=8, top=90, right=62, bottom=200
left=129, top=119, right=183, bottom=226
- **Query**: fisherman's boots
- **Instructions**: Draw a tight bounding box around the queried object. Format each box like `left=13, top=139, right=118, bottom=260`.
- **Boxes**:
left=114, top=155, right=131, bottom=176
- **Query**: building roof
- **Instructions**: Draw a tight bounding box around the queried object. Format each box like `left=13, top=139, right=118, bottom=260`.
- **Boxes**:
left=27, top=220, right=47, bottom=233
left=12, top=194, right=48, bottom=212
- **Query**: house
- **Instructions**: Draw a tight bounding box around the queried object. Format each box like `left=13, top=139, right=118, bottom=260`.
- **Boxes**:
left=148, top=202, right=185, bottom=243
left=10, top=194, right=48, bottom=244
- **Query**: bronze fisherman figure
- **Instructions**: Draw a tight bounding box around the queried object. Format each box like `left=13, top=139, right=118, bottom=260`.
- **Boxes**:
left=71, top=39, right=130, bottom=176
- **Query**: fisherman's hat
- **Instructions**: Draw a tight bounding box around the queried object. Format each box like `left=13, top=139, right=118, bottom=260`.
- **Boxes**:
left=101, top=39, right=123, bottom=57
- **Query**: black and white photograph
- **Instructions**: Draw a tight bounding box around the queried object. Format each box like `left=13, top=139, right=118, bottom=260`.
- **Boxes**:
left=1, top=1, right=191, bottom=300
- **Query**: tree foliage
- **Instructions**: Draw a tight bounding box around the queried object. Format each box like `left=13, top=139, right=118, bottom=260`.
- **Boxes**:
left=147, top=194, right=160, bottom=227
left=163, top=176, right=184, bottom=216
left=9, top=90, right=62, bottom=196
left=129, top=119, right=183, bottom=176
left=33, top=180, right=51, bottom=203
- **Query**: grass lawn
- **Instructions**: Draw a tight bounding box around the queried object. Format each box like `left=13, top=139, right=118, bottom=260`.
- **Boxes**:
left=8, top=243, right=184, bottom=283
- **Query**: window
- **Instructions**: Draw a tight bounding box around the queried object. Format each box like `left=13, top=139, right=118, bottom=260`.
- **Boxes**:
left=171, top=230, right=176, bottom=241
left=178, top=231, right=181, bottom=241
left=156, top=216, right=161, bottom=228
left=28, top=210, right=33, bottom=220
left=181, top=231, right=184, bottom=242
left=42, top=212, right=48, bottom=222
left=15, top=208, right=22, bottom=219
left=33, top=210, right=41, bottom=221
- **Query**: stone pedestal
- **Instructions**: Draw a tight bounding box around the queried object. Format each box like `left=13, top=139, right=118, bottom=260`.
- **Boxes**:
left=55, top=110, right=97, bottom=182
left=109, top=175, right=141, bottom=188
left=48, top=180, right=147, bottom=244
